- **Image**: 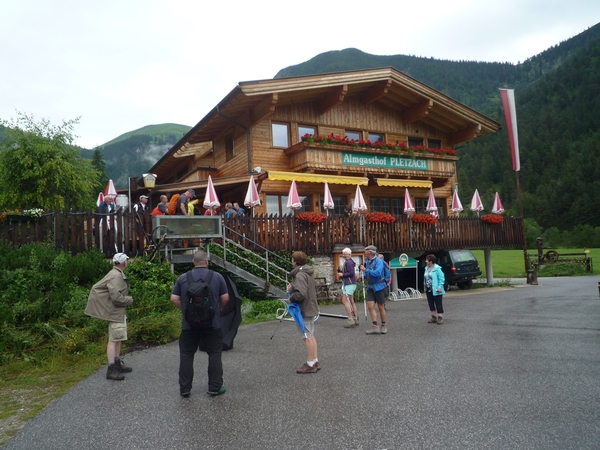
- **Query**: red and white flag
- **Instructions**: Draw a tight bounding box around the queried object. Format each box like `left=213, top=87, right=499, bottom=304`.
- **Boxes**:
left=499, top=88, right=520, bottom=172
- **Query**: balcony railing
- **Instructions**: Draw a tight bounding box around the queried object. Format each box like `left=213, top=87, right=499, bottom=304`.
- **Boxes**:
left=0, top=210, right=524, bottom=257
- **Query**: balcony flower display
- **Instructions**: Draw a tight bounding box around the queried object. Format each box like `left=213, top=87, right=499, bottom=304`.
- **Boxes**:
left=300, top=133, right=457, bottom=157
left=481, top=214, right=504, bottom=224
left=366, top=212, right=396, bottom=224
left=410, top=213, right=438, bottom=224
left=296, top=211, right=329, bottom=224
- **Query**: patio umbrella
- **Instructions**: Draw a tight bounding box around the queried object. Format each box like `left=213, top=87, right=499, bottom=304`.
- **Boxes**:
left=451, top=189, right=464, bottom=213
left=426, top=188, right=438, bottom=214
left=203, top=175, right=220, bottom=210
left=244, top=175, right=261, bottom=209
left=323, top=182, right=334, bottom=215
left=491, top=192, right=505, bottom=214
left=352, top=184, right=367, bottom=213
left=470, top=189, right=484, bottom=213
left=287, top=302, right=307, bottom=338
left=286, top=180, right=302, bottom=210
left=96, top=192, right=105, bottom=207
left=104, top=179, right=117, bottom=199
left=403, top=188, right=415, bottom=214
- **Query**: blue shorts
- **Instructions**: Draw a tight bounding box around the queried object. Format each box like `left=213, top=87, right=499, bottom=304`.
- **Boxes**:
left=342, top=284, right=357, bottom=295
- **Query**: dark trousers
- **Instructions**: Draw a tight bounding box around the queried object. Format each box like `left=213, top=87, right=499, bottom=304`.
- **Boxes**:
left=178, top=328, right=223, bottom=393
left=426, top=291, right=444, bottom=314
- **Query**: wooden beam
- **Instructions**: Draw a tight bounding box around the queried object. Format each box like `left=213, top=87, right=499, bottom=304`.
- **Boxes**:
left=361, top=79, right=392, bottom=104
left=318, top=85, right=347, bottom=115
left=401, top=99, right=433, bottom=124
left=250, top=93, right=278, bottom=124
left=447, top=124, right=482, bottom=146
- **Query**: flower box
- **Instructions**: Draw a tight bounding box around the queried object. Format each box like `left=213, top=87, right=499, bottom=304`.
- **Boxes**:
left=366, top=212, right=396, bottom=224
left=296, top=211, right=328, bottom=224
left=481, top=214, right=504, bottom=224
left=411, top=213, right=438, bottom=224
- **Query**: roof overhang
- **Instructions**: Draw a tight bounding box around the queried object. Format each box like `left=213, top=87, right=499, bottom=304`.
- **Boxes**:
left=267, top=171, right=368, bottom=185
left=375, top=179, right=432, bottom=188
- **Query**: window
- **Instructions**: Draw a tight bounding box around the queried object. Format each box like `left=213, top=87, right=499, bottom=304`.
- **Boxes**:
left=415, top=198, right=445, bottom=216
left=266, top=194, right=310, bottom=215
left=369, top=197, right=391, bottom=213
left=272, top=123, right=289, bottom=147
left=408, top=137, right=424, bottom=147
left=368, top=133, right=383, bottom=142
left=298, top=125, right=316, bottom=142
left=345, top=130, right=361, bottom=141
left=320, top=195, right=346, bottom=215
left=428, top=139, right=441, bottom=149
left=225, top=135, right=234, bottom=161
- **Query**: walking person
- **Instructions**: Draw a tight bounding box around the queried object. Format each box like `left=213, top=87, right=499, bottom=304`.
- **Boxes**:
left=286, top=251, right=320, bottom=374
left=338, top=247, right=359, bottom=328
left=176, top=189, right=196, bottom=215
left=171, top=250, right=229, bottom=397
left=424, top=254, right=446, bottom=324
left=85, top=253, right=134, bottom=380
left=359, top=245, right=388, bottom=335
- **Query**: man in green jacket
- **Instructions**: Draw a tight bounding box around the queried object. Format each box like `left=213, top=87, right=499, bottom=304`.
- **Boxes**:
left=85, top=253, right=134, bottom=380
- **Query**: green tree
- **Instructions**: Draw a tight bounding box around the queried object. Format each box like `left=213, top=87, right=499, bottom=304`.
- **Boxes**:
left=91, top=147, right=109, bottom=194
left=0, top=113, right=99, bottom=211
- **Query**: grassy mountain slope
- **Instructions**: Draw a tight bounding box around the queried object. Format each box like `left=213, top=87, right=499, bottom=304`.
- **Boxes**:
left=101, top=123, right=191, bottom=147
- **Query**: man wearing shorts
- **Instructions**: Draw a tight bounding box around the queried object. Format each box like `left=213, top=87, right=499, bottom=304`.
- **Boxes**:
left=85, top=253, right=134, bottom=380
left=359, top=245, right=388, bottom=335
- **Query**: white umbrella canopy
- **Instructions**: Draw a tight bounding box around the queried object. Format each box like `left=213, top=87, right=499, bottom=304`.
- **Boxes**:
left=323, top=182, right=334, bottom=214
left=491, top=192, right=505, bottom=214
left=403, top=188, right=415, bottom=214
left=470, top=189, right=484, bottom=213
left=104, top=179, right=117, bottom=199
left=352, top=184, right=367, bottom=213
left=96, top=192, right=105, bottom=207
left=286, top=180, right=302, bottom=210
left=203, top=175, right=221, bottom=210
left=426, top=188, right=438, bottom=213
left=451, top=189, right=464, bottom=213
left=244, top=175, right=261, bottom=208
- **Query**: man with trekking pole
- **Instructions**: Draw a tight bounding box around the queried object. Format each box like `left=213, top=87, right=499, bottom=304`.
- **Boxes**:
left=359, top=245, right=388, bottom=335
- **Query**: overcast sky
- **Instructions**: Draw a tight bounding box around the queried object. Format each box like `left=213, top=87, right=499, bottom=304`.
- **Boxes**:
left=1, top=0, right=599, bottom=149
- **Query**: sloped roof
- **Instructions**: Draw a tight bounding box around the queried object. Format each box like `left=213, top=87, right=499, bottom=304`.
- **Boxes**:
left=150, top=67, right=500, bottom=179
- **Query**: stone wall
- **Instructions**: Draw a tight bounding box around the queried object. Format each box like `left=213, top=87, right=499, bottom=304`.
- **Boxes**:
left=312, top=255, right=336, bottom=285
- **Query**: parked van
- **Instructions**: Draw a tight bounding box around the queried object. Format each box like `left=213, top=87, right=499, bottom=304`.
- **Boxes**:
left=419, top=249, right=482, bottom=290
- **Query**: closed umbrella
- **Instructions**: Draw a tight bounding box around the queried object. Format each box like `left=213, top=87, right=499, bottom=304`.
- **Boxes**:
left=244, top=175, right=261, bottom=209
left=286, top=180, right=302, bottom=211
left=287, top=302, right=307, bottom=338
left=323, top=182, right=334, bottom=215
left=352, top=185, right=367, bottom=213
left=491, top=192, right=505, bottom=214
left=203, top=175, right=220, bottom=210
left=451, top=189, right=464, bottom=213
left=426, top=188, right=438, bottom=215
left=470, top=189, right=484, bottom=214
left=403, top=188, right=415, bottom=214
left=96, top=192, right=105, bottom=207
left=104, top=179, right=117, bottom=199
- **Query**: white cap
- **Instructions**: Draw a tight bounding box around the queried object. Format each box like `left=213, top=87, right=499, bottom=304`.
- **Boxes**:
left=113, top=253, right=129, bottom=264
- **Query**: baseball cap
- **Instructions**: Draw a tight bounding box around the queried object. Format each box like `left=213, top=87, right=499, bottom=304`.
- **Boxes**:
left=365, top=245, right=378, bottom=254
left=113, top=253, right=129, bottom=264
left=140, top=195, right=149, bottom=200
left=188, top=189, right=196, bottom=198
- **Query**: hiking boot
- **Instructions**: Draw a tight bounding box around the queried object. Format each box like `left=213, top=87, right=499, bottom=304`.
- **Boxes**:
left=343, top=318, right=356, bottom=328
left=437, top=316, right=444, bottom=325
left=354, top=318, right=360, bottom=326
left=365, top=325, right=380, bottom=335
left=314, top=361, right=321, bottom=371
left=296, top=363, right=318, bottom=374
left=106, top=364, right=124, bottom=381
left=428, top=315, right=438, bottom=323
left=380, top=324, right=387, bottom=334
left=207, top=386, right=226, bottom=396
left=180, top=390, right=191, bottom=398
left=114, top=357, right=132, bottom=373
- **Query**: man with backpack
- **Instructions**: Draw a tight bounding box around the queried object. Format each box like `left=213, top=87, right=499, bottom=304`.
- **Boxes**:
left=170, top=250, right=229, bottom=397
left=359, top=245, right=389, bottom=335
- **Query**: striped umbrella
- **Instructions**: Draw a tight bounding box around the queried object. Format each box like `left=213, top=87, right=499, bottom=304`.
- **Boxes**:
left=203, top=175, right=221, bottom=210
left=323, top=182, right=334, bottom=215
left=491, top=192, right=505, bottom=214
left=451, top=189, right=464, bottom=213
left=403, top=188, right=415, bottom=214
left=352, top=185, right=367, bottom=213
left=286, top=180, right=302, bottom=210
left=104, top=179, right=117, bottom=199
left=244, top=175, right=261, bottom=208
left=426, top=188, right=438, bottom=215
left=470, top=189, right=484, bottom=214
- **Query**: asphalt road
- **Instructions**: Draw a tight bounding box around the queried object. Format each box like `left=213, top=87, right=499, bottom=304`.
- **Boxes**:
left=3, top=277, right=600, bottom=450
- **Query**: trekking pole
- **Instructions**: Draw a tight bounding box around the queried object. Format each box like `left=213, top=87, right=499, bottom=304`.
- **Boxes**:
left=361, top=270, right=367, bottom=320
left=271, top=274, right=289, bottom=340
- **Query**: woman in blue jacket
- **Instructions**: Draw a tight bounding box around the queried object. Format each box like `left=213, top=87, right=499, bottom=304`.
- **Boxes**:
left=424, top=254, right=446, bottom=324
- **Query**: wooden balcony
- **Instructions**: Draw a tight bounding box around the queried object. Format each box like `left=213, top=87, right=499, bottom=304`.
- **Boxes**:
left=0, top=210, right=524, bottom=257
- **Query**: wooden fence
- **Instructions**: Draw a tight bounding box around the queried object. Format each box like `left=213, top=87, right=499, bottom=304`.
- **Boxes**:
left=0, top=210, right=525, bottom=257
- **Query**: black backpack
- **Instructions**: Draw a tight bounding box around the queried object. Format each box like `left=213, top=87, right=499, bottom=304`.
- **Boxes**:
left=185, top=270, right=215, bottom=329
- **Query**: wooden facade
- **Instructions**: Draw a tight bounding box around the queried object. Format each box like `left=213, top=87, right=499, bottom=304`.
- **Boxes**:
left=139, top=67, right=515, bottom=254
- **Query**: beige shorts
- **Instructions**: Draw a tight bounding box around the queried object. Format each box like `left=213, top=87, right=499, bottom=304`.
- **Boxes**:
left=108, top=316, right=128, bottom=342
